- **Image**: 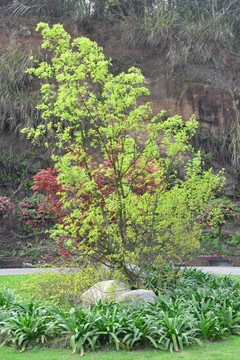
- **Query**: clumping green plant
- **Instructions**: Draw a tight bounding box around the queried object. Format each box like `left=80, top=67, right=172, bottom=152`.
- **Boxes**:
left=0, top=289, right=18, bottom=308
left=229, top=232, right=240, bottom=248
left=229, top=232, right=240, bottom=246
left=23, top=23, right=223, bottom=288
left=0, top=301, right=57, bottom=352
left=198, top=232, right=225, bottom=256
left=200, top=232, right=219, bottom=246
left=1, top=268, right=240, bottom=353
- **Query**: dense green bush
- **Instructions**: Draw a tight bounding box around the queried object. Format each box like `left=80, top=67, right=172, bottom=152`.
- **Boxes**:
left=19, top=263, right=113, bottom=306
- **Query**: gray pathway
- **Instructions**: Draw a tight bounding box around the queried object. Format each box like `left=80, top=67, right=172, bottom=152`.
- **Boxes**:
left=0, top=268, right=66, bottom=276
left=1, top=266, right=240, bottom=276
left=187, top=266, right=240, bottom=276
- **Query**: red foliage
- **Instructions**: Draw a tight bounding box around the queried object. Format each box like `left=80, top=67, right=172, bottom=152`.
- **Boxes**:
left=32, top=168, right=66, bottom=222
left=32, top=156, right=163, bottom=256
left=33, top=159, right=163, bottom=216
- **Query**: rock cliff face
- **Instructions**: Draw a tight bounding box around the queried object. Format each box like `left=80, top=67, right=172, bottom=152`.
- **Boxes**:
left=84, top=22, right=240, bottom=135
left=0, top=19, right=239, bottom=135
left=147, top=79, right=238, bottom=134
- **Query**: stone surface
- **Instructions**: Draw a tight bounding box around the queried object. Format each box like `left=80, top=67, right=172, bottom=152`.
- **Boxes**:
left=221, top=172, right=240, bottom=197
left=148, top=81, right=238, bottom=134
left=79, top=280, right=131, bottom=305
left=116, top=289, right=157, bottom=307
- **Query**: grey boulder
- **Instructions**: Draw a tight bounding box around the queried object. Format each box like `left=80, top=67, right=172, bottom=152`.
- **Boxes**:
left=116, top=289, right=157, bottom=307
left=79, top=280, right=130, bottom=305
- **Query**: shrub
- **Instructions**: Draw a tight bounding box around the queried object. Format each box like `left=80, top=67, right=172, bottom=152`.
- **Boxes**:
left=0, top=197, right=15, bottom=218
left=16, top=194, right=56, bottom=261
left=19, top=263, right=113, bottom=307
left=17, top=194, right=55, bottom=230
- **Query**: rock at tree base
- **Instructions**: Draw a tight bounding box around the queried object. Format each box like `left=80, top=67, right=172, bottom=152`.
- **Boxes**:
left=79, top=281, right=157, bottom=307
left=79, top=280, right=130, bottom=305
left=116, top=289, right=157, bottom=307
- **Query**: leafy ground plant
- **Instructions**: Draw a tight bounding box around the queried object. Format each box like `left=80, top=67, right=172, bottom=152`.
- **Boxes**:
left=1, top=269, right=240, bottom=354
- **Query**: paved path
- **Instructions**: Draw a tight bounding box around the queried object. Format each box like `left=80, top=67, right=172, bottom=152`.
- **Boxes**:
left=0, top=268, right=69, bottom=276
left=1, top=266, right=240, bottom=276
left=187, top=266, right=240, bottom=276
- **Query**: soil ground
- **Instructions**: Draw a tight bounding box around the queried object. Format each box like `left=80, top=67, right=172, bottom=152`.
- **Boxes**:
left=0, top=214, right=56, bottom=268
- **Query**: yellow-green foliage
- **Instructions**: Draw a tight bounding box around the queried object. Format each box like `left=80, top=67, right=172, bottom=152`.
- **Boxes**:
left=20, top=263, right=112, bottom=307
left=23, top=23, right=224, bottom=289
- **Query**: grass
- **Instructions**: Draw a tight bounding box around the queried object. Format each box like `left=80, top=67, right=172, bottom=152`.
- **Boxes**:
left=0, top=274, right=35, bottom=288
left=0, top=336, right=240, bottom=360
left=227, top=275, right=240, bottom=282
left=0, top=274, right=40, bottom=302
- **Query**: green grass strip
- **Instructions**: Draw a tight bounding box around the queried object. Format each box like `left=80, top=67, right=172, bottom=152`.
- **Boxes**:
left=0, top=336, right=240, bottom=360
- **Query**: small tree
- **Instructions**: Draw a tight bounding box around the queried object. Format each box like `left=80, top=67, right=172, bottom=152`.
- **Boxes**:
left=23, top=23, right=223, bottom=288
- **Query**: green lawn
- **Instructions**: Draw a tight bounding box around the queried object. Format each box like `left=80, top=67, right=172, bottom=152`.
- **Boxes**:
left=0, top=274, right=36, bottom=289
left=0, top=274, right=40, bottom=301
left=0, top=336, right=240, bottom=360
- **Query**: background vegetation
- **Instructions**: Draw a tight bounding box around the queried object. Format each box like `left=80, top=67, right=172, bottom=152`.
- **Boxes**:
left=0, top=0, right=239, bottom=166
left=1, top=1, right=239, bottom=65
